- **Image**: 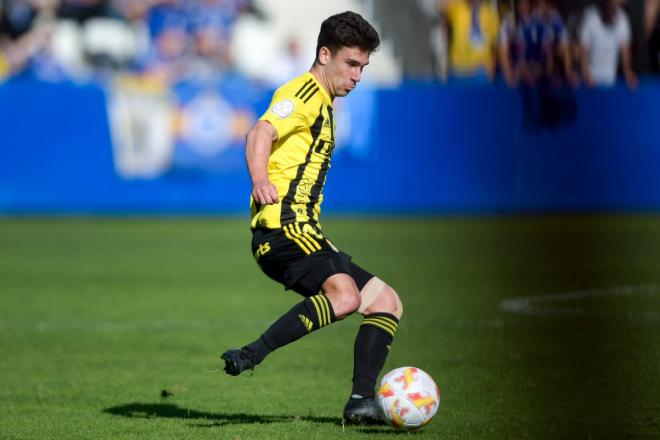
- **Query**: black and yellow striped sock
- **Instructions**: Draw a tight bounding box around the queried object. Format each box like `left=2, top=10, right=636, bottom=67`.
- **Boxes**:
left=243, top=294, right=336, bottom=364
left=351, top=312, right=399, bottom=398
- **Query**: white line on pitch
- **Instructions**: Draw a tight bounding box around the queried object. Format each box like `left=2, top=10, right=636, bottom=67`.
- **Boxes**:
left=500, top=284, right=660, bottom=317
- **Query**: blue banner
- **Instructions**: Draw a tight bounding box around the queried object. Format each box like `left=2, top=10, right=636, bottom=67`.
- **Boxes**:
left=1, top=75, right=659, bottom=214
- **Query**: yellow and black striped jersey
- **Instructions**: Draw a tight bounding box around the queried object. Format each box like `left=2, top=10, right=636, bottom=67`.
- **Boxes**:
left=250, top=72, right=336, bottom=230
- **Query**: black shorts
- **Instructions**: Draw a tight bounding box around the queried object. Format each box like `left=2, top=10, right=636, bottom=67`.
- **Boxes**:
left=251, top=223, right=374, bottom=297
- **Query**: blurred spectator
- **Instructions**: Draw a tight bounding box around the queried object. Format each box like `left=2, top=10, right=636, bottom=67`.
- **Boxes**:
left=57, top=0, right=119, bottom=22
left=439, top=0, right=500, bottom=84
left=579, top=0, right=638, bottom=88
left=535, top=0, right=577, bottom=85
left=267, top=36, right=311, bottom=86
left=182, top=0, right=234, bottom=81
left=498, top=0, right=532, bottom=87
left=5, top=0, right=652, bottom=87
left=136, top=3, right=189, bottom=84
left=499, top=0, right=578, bottom=128
left=500, top=0, right=577, bottom=88
left=184, top=23, right=230, bottom=80
left=32, top=0, right=144, bottom=76
left=0, top=0, right=254, bottom=82
left=1, top=0, right=37, bottom=39
left=0, top=0, right=57, bottom=81
left=133, top=0, right=251, bottom=85
left=646, top=0, right=660, bottom=72
left=111, top=0, right=166, bottom=66
left=187, top=0, right=236, bottom=32
left=430, top=12, right=448, bottom=81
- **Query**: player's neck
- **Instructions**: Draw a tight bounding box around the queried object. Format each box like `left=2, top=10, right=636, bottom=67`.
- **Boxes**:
left=309, top=66, right=335, bottom=102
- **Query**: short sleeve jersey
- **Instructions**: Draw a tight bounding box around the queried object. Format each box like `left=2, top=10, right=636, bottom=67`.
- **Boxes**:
left=580, top=6, right=631, bottom=85
left=250, top=72, right=335, bottom=230
left=445, top=0, right=500, bottom=73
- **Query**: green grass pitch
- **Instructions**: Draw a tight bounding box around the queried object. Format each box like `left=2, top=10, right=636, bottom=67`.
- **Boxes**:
left=1, top=216, right=659, bottom=439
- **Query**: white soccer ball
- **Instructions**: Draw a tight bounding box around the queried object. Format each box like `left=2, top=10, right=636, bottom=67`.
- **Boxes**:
left=376, top=366, right=441, bottom=430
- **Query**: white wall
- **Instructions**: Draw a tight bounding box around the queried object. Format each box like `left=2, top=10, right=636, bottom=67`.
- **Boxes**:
left=231, top=0, right=401, bottom=85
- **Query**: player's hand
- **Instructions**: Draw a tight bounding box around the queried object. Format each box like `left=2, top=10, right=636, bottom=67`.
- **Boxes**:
left=252, top=179, right=279, bottom=205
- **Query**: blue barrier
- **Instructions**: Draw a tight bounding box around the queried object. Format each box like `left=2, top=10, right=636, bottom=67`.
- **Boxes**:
left=1, top=75, right=659, bottom=215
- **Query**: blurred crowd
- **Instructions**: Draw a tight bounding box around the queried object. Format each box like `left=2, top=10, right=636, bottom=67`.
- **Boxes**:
left=0, top=0, right=263, bottom=84
left=432, top=0, right=660, bottom=88
left=2, top=0, right=660, bottom=88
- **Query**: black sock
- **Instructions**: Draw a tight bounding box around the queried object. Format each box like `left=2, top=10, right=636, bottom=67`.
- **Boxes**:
left=243, top=294, right=336, bottom=364
left=351, top=312, right=399, bottom=398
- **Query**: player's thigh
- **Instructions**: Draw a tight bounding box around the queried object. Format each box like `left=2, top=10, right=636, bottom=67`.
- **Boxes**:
left=254, top=227, right=360, bottom=297
left=291, top=249, right=355, bottom=297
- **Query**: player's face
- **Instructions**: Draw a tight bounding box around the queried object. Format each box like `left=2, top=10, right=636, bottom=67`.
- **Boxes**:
left=326, top=46, right=370, bottom=97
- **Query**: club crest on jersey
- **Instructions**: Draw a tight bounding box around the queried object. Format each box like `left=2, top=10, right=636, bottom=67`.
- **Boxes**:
left=271, top=99, right=294, bottom=118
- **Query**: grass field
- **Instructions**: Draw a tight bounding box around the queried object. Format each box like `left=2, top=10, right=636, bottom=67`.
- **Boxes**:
left=1, top=216, right=659, bottom=439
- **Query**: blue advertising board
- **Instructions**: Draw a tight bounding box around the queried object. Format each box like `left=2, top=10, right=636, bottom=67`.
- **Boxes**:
left=0, top=75, right=659, bottom=215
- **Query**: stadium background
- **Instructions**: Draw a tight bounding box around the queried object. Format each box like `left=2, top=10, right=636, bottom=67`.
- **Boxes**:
left=1, top=0, right=659, bottom=214
left=1, top=1, right=660, bottom=439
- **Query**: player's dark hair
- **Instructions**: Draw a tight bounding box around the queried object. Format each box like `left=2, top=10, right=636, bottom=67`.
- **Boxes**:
left=315, top=11, right=380, bottom=61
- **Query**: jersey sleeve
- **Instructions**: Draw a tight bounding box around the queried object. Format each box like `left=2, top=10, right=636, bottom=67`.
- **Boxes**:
left=260, top=87, right=311, bottom=140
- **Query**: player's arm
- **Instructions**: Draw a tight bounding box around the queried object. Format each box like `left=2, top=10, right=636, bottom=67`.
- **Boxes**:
left=246, top=120, right=279, bottom=205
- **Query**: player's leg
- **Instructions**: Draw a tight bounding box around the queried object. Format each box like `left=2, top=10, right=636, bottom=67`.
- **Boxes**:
left=344, top=266, right=403, bottom=425
left=319, top=273, right=362, bottom=318
left=352, top=276, right=403, bottom=397
left=222, top=229, right=356, bottom=376
left=222, top=288, right=341, bottom=375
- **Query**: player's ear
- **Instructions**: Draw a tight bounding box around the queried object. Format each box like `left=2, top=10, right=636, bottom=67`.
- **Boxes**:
left=318, top=46, right=331, bottom=65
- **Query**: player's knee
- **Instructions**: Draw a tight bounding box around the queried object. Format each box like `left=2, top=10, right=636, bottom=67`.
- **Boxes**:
left=363, top=283, right=403, bottom=319
left=328, top=289, right=361, bottom=318
left=343, top=290, right=362, bottom=315
left=381, top=285, right=403, bottom=319
left=392, top=287, right=403, bottom=319
left=322, top=274, right=361, bottom=318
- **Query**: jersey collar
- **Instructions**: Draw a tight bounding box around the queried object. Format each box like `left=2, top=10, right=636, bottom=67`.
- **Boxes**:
left=305, top=71, right=333, bottom=104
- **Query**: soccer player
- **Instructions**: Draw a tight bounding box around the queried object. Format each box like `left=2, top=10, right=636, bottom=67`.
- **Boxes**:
left=221, top=11, right=403, bottom=425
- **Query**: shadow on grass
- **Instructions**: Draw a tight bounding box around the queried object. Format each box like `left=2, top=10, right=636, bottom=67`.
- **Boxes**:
left=103, top=402, right=417, bottom=434
left=103, top=402, right=341, bottom=427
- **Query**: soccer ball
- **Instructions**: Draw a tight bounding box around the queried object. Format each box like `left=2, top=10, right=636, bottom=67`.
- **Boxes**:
left=376, top=366, right=441, bottom=430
